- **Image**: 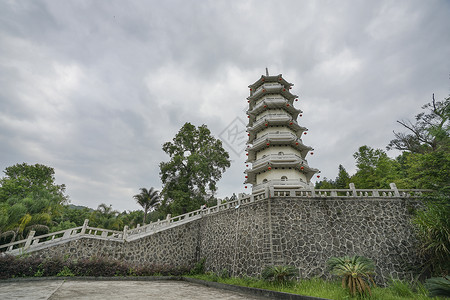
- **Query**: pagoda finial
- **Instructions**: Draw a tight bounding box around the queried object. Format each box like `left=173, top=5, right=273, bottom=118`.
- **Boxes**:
left=265, top=68, right=269, bottom=76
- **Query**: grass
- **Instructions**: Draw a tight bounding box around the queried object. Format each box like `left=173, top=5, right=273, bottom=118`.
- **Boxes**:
left=188, top=273, right=445, bottom=300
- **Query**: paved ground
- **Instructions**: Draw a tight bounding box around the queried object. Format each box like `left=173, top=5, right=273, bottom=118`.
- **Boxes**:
left=0, top=279, right=268, bottom=300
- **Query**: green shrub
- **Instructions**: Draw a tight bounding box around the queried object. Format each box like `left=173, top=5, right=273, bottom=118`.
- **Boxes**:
left=327, top=255, right=376, bottom=297
left=261, top=265, right=298, bottom=285
left=219, top=268, right=230, bottom=279
left=425, top=276, right=450, bottom=297
left=388, top=278, right=414, bottom=297
left=0, top=255, right=189, bottom=278
left=190, top=258, right=206, bottom=275
left=57, top=266, right=74, bottom=277
left=413, top=197, right=450, bottom=276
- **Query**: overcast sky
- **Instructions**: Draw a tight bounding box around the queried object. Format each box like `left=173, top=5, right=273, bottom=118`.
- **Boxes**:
left=1, top=0, right=449, bottom=212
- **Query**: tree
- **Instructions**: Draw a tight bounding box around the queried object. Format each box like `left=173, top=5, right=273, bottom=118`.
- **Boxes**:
left=350, top=146, right=401, bottom=188
left=387, top=94, right=449, bottom=154
left=327, top=255, right=376, bottom=297
left=335, top=164, right=350, bottom=189
left=159, top=123, right=231, bottom=215
left=0, top=163, right=67, bottom=203
left=89, top=203, right=123, bottom=230
left=0, top=163, right=68, bottom=243
left=133, top=187, right=160, bottom=224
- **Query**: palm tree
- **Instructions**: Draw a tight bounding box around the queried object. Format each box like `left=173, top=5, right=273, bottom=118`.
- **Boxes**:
left=133, top=187, right=160, bottom=224
left=327, top=255, right=376, bottom=297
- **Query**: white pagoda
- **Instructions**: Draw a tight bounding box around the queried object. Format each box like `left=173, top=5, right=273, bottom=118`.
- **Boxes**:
left=244, top=72, right=319, bottom=193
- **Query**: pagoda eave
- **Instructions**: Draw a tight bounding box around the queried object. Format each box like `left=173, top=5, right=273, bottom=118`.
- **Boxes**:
left=248, top=74, right=293, bottom=91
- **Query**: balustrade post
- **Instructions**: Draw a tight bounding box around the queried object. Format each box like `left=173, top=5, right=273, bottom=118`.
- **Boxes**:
left=24, top=230, right=36, bottom=249
left=349, top=183, right=357, bottom=197
left=264, top=186, right=269, bottom=199
left=80, top=219, right=89, bottom=235
left=331, top=190, right=338, bottom=197
left=62, top=228, right=72, bottom=239
left=123, top=225, right=128, bottom=240
left=390, top=183, right=400, bottom=197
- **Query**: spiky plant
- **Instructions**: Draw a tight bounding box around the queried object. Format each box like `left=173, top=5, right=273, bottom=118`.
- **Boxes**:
left=425, top=276, right=450, bottom=297
left=327, top=255, right=376, bottom=296
left=261, top=265, right=298, bottom=285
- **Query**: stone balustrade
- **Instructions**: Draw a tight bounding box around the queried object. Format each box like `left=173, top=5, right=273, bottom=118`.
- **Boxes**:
left=0, top=183, right=432, bottom=256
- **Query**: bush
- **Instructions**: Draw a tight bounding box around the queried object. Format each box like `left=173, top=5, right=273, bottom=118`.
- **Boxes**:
left=413, top=196, right=450, bottom=276
left=57, top=266, right=74, bottom=277
left=0, top=255, right=190, bottom=278
left=327, top=255, right=376, bottom=297
left=425, top=276, right=450, bottom=297
left=261, top=265, right=298, bottom=285
left=388, top=278, right=414, bottom=297
left=190, top=258, right=206, bottom=275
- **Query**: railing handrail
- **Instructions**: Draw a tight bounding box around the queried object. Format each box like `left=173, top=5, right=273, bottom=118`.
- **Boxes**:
left=1, top=183, right=434, bottom=254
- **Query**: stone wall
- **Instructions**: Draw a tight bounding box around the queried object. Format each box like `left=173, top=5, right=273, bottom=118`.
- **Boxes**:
left=30, top=197, right=421, bottom=283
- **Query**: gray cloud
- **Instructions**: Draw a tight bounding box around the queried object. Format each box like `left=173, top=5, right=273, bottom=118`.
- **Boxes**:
left=1, top=0, right=449, bottom=211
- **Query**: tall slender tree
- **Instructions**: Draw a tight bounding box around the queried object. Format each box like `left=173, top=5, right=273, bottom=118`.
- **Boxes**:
left=133, top=187, right=160, bottom=224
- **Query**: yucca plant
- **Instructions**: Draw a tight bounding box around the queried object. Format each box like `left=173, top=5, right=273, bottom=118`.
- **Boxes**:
left=327, top=255, right=376, bottom=296
left=425, top=276, right=450, bottom=297
left=261, top=265, right=298, bottom=285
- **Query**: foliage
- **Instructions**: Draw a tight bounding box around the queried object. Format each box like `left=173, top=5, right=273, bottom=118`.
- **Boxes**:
left=412, top=196, right=450, bottom=276
left=351, top=146, right=402, bottom=189
left=261, top=265, right=298, bottom=285
left=405, top=150, right=450, bottom=191
left=57, top=266, right=75, bottom=277
left=0, top=254, right=189, bottom=279
left=189, top=258, right=206, bottom=275
left=133, top=187, right=160, bottom=224
left=159, top=123, right=230, bottom=215
left=335, top=164, right=351, bottom=189
left=86, top=203, right=121, bottom=230
left=0, top=163, right=67, bottom=203
left=327, top=255, right=376, bottom=297
left=190, top=273, right=435, bottom=300
left=0, top=163, right=68, bottom=243
left=387, top=278, right=414, bottom=297
left=387, top=95, right=449, bottom=154
left=425, top=276, right=450, bottom=297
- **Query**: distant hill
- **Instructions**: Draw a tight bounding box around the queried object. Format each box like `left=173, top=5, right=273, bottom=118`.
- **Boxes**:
left=68, top=204, right=94, bottom=211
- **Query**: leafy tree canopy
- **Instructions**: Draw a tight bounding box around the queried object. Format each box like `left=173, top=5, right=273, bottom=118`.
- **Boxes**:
left=0, top=163, right=68, bottom=243
left=159, top=122, right=230, bottom=215
left=0, top=163, right=67, bottom=203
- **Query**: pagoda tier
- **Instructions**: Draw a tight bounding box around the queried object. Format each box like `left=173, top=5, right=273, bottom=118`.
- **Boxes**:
left=247, top=101, right=301, bottom=126
left=244, top=154, right=317, bottom=184
left=245, top=132, right=312, bottom=161
left=247, top=117, right=307, bottom=143
left=244, top=73, right=319, bottom=191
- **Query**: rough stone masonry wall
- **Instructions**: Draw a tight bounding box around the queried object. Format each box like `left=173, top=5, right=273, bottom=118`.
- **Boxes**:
left=32, top=221, right=201, bottom=268
left=29, top=197, right=421, bottom=283
left=198, top=197, right=421, bottom=283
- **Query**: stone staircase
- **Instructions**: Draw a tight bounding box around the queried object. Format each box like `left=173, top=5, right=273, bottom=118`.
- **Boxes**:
left=0, top=183, right=430, bottom=256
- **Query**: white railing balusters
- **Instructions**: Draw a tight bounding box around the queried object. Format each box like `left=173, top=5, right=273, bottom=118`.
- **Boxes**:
left=1, top=183, right=433, bottom=255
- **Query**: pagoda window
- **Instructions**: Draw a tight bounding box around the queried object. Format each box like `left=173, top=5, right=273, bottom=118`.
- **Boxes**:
left=281, top=176, right=288, bottom=181
left=278, top=151, right=284, bottom=156
left=263, top=179, right=268, bottom=183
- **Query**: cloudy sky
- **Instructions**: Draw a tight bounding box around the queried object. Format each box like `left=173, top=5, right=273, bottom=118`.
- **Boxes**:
left=1, top=0, right=449, bottom=212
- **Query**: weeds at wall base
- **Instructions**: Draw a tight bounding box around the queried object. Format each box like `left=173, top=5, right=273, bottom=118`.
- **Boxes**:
left=0, top=255, right=190, bottom=279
